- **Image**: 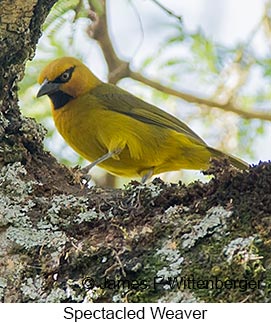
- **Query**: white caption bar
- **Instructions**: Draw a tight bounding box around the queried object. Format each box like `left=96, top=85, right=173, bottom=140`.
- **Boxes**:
left=1, top=303, right=269, bottom=323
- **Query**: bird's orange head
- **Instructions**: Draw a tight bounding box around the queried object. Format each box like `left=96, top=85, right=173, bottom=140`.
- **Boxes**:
left=37, top=57, right=101, bottom=109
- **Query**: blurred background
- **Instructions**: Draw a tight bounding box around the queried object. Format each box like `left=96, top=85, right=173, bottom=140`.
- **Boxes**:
left=19, top=0, right=271, bottom=187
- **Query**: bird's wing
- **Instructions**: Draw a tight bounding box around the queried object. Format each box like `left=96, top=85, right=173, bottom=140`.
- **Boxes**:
left=90, top=83, right=206, bottom=145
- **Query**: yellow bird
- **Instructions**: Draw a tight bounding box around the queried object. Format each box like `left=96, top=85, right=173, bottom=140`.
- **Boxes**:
left=37, top=57, right=248, bottom=182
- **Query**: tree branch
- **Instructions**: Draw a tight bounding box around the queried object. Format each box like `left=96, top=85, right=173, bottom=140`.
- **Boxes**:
left=129, top=71, right=271, bottom=121
left=88, top=0, right=129, bottom=84
left=151, top=0, right=183, bottom=24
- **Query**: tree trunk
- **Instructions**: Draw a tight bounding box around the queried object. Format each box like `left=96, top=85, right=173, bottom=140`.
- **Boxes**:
left=0, top=0, right=270, bottom=303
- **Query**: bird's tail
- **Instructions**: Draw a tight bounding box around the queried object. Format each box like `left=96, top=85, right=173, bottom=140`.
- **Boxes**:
left=207, top=147, right=249, bottom=170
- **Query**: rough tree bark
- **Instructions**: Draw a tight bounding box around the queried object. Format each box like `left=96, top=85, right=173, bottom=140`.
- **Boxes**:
left=0, top=0, right=270, bottom=303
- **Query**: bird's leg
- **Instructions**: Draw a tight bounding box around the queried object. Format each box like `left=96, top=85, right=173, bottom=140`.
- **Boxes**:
left=81, top=148, right=122, bottom=180
left=140, top=168, right=154, bottom=184
left=84, top=151, right=116, bottom=173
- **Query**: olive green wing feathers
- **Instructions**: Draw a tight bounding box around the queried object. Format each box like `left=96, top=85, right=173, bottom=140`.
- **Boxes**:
left=90, top=83, right=206, bottom=145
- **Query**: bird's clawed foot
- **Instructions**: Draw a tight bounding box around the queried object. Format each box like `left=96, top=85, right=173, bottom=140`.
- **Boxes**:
left=71, top=165, right=92, bottom=186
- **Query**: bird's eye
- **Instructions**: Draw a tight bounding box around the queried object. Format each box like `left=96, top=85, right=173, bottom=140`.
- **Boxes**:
left=54, top=66, right=75, bottom=84
left=60, top=71, right=70, bottom=82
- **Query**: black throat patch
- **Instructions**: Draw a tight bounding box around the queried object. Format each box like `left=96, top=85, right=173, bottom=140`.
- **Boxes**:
left=49, top=90, right=74, bottom=110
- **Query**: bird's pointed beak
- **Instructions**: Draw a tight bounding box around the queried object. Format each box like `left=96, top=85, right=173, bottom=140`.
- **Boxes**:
left=37, top=79, right=60, bottom=98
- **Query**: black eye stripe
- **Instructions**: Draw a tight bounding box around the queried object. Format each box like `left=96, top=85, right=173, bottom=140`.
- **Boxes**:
left=53, top=66, right=75, bottom=84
